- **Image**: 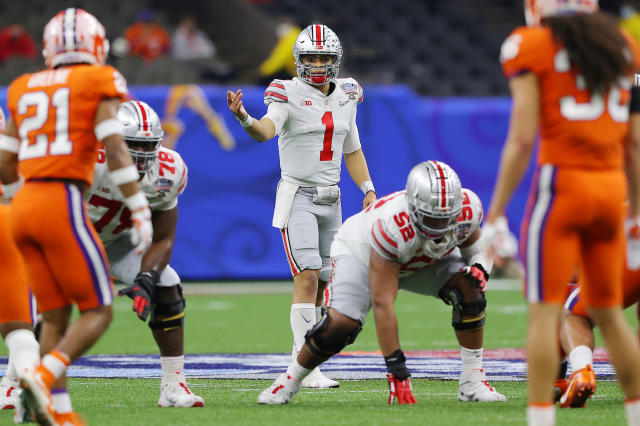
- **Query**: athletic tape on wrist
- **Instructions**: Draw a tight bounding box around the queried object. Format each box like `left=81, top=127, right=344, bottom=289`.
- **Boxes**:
left=109, top=165, right=139, bottom=186
left=94, top=119, right=124, bottom=141
left=0, top=135, right=20, bottom=153
left=124, top=192, right=148, bottom=212
left=239, top=115, right=254, bottom=128
left=1, top=176, right=24, bottom=199
left=360, top=180, right=375, bottom=195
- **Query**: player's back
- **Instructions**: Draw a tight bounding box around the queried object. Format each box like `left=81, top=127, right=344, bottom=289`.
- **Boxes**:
left=500, top=25, right=639, bottom=169
left=7, top=64, right=127, bottom=185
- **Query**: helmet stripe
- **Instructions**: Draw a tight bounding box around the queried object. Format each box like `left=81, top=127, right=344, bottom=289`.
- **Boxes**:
left=315, top=24, right=322, bottom=47
left=135, top=101, right=149, bottom=131
left=433, top=161, right=447, bottom=209
left=63, top=8, right=77, bottom=52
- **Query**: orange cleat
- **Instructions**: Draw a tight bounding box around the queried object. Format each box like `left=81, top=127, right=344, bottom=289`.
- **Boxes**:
left=559, top=365, right=596, bottom=408
left=54, top=411, right=86, bottom=426
left=19, top=365, right=56, bottom=425
left=553, top=378, right=568, bottom=402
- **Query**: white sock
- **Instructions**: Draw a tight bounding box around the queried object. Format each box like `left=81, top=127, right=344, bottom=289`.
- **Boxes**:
left=526, top=404, right=555, bottom=426
left=161, top=355, right=186, bottom=386
left=51, top=389, right=72, bottom=414
left=568, top=345, right=593, bottom=372
left=1, top=357, right=19, bottom=388
left=5, top=329, right=40, bottom=379
left=42, top=353, right=67, bottom=380
left=460, top=346, right=483, bottom=371
left=286, top=358, right=312, bottom=382
left=315, top=307, right=323, bottom=324
left=290, top=303, right=316, bottom=357
left=625, top=398, right=640, bottom=426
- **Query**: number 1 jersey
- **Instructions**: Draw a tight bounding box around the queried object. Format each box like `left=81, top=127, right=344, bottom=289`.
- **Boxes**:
left=6, top=64, right=128, bottom=185
left=264, top=77, right=364, bottom=186
left=87, top=146, right=188, bottom=244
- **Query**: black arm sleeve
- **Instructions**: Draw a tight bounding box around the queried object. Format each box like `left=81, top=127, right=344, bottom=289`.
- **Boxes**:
left=631, top=87, right=640, bottom=113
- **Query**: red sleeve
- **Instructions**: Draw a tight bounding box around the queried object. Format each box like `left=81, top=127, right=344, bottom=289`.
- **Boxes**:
left=500, top=26, right=552, bottom=79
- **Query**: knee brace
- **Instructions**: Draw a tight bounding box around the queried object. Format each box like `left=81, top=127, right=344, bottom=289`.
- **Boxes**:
left=441, top=287, right=486, bottom=331
left=304, top=314, right=362, bottom=358
left=149, top=285, right=186, bottom=331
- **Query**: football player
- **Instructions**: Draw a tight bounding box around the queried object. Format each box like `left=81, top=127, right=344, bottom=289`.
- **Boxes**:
left=86, top=100, right=203, bottom=408
left=0, top=107, right=40, bottom=422
left=258, top=161, right=506, bottom=405
left=485, top=1, right=640, bottom=424
left=0, top=8, right=152, bottom=425
left=227, top=24, right=376, bottom=388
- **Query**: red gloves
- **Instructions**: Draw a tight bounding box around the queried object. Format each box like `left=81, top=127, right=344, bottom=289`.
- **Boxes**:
left=387, top=373, right=417, bottom=405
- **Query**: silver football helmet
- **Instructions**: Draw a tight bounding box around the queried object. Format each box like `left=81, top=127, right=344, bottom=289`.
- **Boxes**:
left=406, top=161, right=462, bottom=240
left=293, top=24, right=342, bottom=85
left=117, top=100, right=164, bottom=173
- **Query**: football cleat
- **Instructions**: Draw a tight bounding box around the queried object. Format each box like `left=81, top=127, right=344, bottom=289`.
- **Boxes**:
left=19, top=366, right=56, bottom=426
left=300, top=367, right=340, bottom=389
left=559, top=365, right=596, bottom=408
left=157, top=382, right=204, bottom=408
left=0, top=382, right=20, bottom=410
left=258, top=373, right=301, bottom=405
left=53, top=411, right=86, bottom=426
left=554, top=378, right=569, bottom=402
left=458, top=369, right=507, bottom=402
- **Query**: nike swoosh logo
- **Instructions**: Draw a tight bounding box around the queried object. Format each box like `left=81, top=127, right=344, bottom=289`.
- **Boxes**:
left=300, top=313, right=312, bottom=323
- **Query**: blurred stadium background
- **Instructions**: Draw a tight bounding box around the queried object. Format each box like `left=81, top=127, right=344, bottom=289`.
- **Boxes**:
left=0, top=0, right=631, bottom=282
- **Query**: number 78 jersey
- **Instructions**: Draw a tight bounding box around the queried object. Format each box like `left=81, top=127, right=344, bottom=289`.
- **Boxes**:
left=87, top=146, right=188, bottom=244
left=331, top=188, right=483, bottom=276
left=500, top=25, right=640, bottom=169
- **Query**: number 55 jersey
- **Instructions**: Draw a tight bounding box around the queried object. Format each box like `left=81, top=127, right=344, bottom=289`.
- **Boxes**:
left=87, top=146, right=188, bottom=245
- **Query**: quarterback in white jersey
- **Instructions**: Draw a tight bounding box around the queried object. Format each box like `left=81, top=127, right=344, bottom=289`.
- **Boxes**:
left=259, top=161, right=506, bottom=405
left=87, top=100, right=203, bottom=408
left=227, top=24, right=376, bottom=389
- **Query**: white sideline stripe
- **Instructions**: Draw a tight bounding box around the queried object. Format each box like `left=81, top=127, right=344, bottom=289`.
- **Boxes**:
left=175, top=279, right=522, bottom=296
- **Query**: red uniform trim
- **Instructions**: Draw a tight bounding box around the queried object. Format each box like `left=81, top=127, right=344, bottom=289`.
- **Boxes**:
left=371, top=228, right=397, bottom=259
left=135, top=101, right=149, bottom=131
left=281, top=229, right=299, bottom=275
left=377, top=219, right=397, bottom=248
left=265, top=91, right=288, bottom=101
left=269, top=83, right=286, bottom=90
left=177, top=166, right=187, bottom=192
left=433, top=161, right=447, bottom=209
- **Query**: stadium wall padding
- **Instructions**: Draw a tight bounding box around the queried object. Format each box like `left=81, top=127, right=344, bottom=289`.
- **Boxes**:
left=0, top=85, right=535, bottom=280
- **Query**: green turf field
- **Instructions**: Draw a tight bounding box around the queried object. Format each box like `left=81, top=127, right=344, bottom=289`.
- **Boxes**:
left=1, top=283, right=637, bottom=425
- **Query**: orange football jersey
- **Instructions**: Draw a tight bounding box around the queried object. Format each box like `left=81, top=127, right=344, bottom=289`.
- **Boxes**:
left=6, top=64, right=128, bottom=185
left=501, top=26, right=640, bottom=170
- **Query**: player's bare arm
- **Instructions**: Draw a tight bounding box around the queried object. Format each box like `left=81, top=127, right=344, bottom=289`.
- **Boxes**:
left=369, top=248, right=402, bottom=356
left=226, top=89, right=276, bottom=142
left=344, top=148, right=377, bottom=209
left=486, top=73, right=539, bottom=223
left=0, top=118, right=20, bottom=186
left=140, top=206, right=178, bottom=274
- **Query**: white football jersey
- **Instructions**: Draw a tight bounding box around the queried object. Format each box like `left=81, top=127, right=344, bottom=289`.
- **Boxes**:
left=87, top=146, right=188, bottom=244
left=331, top=188, right=483, bottom=276
left=264, top=77, right=363, bottom=186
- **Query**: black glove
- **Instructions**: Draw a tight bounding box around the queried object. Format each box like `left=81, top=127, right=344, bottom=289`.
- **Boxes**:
left=117, top=271, right=159, bottom=321
left=385, top=349, right=411, bottom=381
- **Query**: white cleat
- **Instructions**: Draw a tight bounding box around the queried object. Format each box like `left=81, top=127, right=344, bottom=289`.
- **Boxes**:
left=258, top=373, right=301, bottom=405
left=0, top=382, right=20, bottom=410
left=157, top=382, right=204, bottom=408
left=19, top=367, right=56, bottom=426
left=458, top=368, right=507, bottom=402
left=300, top=367, right=340, bottom=389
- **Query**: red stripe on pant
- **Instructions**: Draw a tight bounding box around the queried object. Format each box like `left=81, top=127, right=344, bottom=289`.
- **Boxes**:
left=281, top=229, right=299, bottom=276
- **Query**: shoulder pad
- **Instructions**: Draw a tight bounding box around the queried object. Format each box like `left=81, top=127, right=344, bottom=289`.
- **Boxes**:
left=500, top=26, right=552, bottom=79
left=264, top=79, right=288, bottom=105
left=337, top=77, right=363, bottom=104
left=455, top=188, right=483, bottom=243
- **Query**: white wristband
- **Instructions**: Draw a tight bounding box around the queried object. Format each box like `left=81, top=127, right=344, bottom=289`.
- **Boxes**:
left=360, top=180, right=375, bottom=195
left=124, top=192, right=148, bottom=212
left=109, top=165, right=139, bottom=186
left=1, top=176, right=24, bottom=199
left=95, top=119, right=124, bottom=141
left=238, top=115, right=254, bottom=128
left=0, top=135, right=20, bottom=153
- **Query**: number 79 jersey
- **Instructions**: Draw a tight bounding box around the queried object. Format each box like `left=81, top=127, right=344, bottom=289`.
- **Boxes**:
left=331, top=188, right=483, bottom=276
left=87, top=146, right=188, bottom=244
left=500, top=25, right=640, bottom=170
